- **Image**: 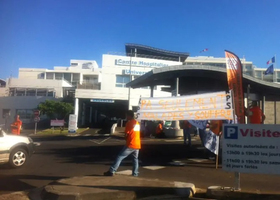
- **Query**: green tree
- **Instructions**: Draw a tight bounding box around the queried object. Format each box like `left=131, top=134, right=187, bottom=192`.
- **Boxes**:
left=38, top=100, right=74, bottom=120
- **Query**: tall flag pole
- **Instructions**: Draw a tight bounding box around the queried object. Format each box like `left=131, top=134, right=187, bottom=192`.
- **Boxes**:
left=274, top=55, right=277, bottom=82
left=265, top=55, right=276, bottom=81
left=266, top=56, right=275, bottom=65
left=225, top=50, right=245, bottom=124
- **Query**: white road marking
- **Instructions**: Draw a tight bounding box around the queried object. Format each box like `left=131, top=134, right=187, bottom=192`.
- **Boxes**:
left=89, top=139, right=100, bottom=144
left=169, top=161, right=185, bottom=166
left=89, top=137, right=112, bottom=144
left=143, top=166, right=165, bottom=170
left=98, top=137, right=111, bottom=144
left=188, top=158, right=209, bottom=163
left=98, top=134, right=110, bottom=136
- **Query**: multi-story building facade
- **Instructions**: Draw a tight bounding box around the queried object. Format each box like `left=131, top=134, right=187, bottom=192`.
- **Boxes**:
left=0, top=44, right=279, bottom=127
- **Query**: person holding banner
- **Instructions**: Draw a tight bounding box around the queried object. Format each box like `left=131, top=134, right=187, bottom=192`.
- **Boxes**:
left=247, top=101, right=266, bottom=124
left=155, top=121, right=165, bottom=138
left=182, top=120, right=192, bottom=146
left=104, top=110, right=141, bottom=177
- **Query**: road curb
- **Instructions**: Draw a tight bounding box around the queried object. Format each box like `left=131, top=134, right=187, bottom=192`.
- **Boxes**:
left=0, top=191, right=29, bottom=200
left=40, top=176, right=196, bottom=200
left=206, top=186, right=280, bottom=200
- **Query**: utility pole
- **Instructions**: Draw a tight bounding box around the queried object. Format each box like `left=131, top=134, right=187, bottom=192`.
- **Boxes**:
left=128, top=49, right=133, bottom=110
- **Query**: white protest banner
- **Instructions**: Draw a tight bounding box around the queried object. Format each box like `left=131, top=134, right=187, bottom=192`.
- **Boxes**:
left=136, top=91, right=233, bottom=121
left=189, top=120, right=208, bottom=130
left=204, top=130, right=220, bottom=155
left=223, top=124, right=280, bottom=175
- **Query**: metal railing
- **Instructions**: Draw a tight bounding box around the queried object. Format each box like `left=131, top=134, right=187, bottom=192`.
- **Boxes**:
left=77, top=82, right=101, bottom=90
left=107, top=52, right=183, bottom=62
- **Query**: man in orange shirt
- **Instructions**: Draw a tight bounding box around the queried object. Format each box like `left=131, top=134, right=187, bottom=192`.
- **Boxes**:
left=10, top=115, right=22, bottom=135
left=247, top=101, right=266, bottom=124
left=104, top=110, right=141, bottom=177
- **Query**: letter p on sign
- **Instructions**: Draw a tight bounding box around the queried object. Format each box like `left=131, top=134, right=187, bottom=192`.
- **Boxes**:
left=224, top=126, right=238, bottom=139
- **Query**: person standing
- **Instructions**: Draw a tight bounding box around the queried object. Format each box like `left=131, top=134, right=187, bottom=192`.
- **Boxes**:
left=10, top=115, right=22, bottom=135
left=247, top=101, right=266, bottom=124
left=182, top=120, right=192, bottom=146
left=104, top=110, right=141, bottom=177
left=155, top=121, right=165, bottom=138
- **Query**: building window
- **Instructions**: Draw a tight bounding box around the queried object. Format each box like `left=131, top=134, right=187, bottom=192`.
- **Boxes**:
left=38, top=73, right=45, bottom=79
left=244, top=71, right=252, bottom=76
left=71, top=63, right=78, bottom=66
left=37, top=89, right=47, bottom=96
left=47, top=91, right=54, bottom=97
left=64, top=73, right=71, bottom=82
left=46, top=73, right=54, bottom=80
left=84, top=76, right=98, bottom=84
left=245, top=65, right=252, bottom=70
left=55, top=73, right=63, bottom=80
left=2, top=109, right=10, bottom=119
left=72, top=73, right=80, bottom=82
left=16, top=109, right=33, bottom=120
left=116, top=75, right=130, bottom=88
left=26, top=89, right=36, bottom=96
left=15, top=89, right=26, bottom=96
left=255, top=71, right=262, bottom=78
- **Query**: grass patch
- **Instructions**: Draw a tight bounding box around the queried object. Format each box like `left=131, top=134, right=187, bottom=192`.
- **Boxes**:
left=36, top=127, right=89, bottom=136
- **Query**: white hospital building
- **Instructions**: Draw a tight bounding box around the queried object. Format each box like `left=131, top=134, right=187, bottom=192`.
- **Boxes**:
left=0, top=44, right=279, bottom=127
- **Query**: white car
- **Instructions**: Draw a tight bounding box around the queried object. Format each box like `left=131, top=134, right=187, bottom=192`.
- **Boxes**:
left=0, top=128, right=36, bottom=168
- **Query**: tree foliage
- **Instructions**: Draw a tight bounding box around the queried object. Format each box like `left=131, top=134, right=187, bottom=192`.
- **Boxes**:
left=38, top=100, right=74, bottom=120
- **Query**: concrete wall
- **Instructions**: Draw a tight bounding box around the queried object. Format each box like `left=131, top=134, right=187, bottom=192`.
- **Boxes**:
left=19, top=68, right=46, bottom=79
left=0, top=96, right=57, bottom=125
left=8, top=78, right=73, bottom=98
left=264, top=101, right=280, bottom=124
left=0, top=88, right=7, bottom=97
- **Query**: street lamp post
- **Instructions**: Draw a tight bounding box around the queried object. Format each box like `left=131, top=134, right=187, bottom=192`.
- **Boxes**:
left=128, top=49, right=133, bottom=110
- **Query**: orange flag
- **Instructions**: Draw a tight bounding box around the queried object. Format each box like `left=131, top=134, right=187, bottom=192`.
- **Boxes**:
left=225, top=50, right=245, bottom=124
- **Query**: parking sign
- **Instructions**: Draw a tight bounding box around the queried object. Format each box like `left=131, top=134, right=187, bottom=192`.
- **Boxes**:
left=223, top=124, right=280, bottom=175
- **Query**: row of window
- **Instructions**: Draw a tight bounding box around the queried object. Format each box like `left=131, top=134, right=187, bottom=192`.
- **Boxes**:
left=9, top=89, right=55, bottom=97
left=2, top=109, right=33, bottom=120
left=115, top=75, right=156, bottom=89
left=39, top=73, right=81, bottom=82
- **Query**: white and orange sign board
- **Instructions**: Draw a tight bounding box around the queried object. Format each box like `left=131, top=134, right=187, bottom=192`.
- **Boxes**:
left=136, top=91, right=233, bottom=121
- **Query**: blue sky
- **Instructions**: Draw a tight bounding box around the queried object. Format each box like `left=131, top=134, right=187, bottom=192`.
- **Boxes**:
left=1, top=0, right=280, bottom=79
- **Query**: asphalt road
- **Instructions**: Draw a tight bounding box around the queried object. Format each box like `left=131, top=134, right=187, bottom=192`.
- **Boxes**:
left=0, top=134, right=280, bottom=195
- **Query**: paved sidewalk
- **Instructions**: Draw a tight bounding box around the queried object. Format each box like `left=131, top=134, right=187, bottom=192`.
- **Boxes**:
left=41, top=175, right=196, bottom=200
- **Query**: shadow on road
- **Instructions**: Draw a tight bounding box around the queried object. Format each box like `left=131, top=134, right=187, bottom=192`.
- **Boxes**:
left=0, top=174, right=66, bottom=193
left=35, top=140, right=211, bottom=167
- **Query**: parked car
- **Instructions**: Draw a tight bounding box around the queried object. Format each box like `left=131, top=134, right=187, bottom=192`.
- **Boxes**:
left=0, top=128, right=37, bottom=168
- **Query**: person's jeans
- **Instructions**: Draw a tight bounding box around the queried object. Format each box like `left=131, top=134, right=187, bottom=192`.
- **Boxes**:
left=110, top=146, right=139, bottom=176
left=183, top=128, right=191, bottom=146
